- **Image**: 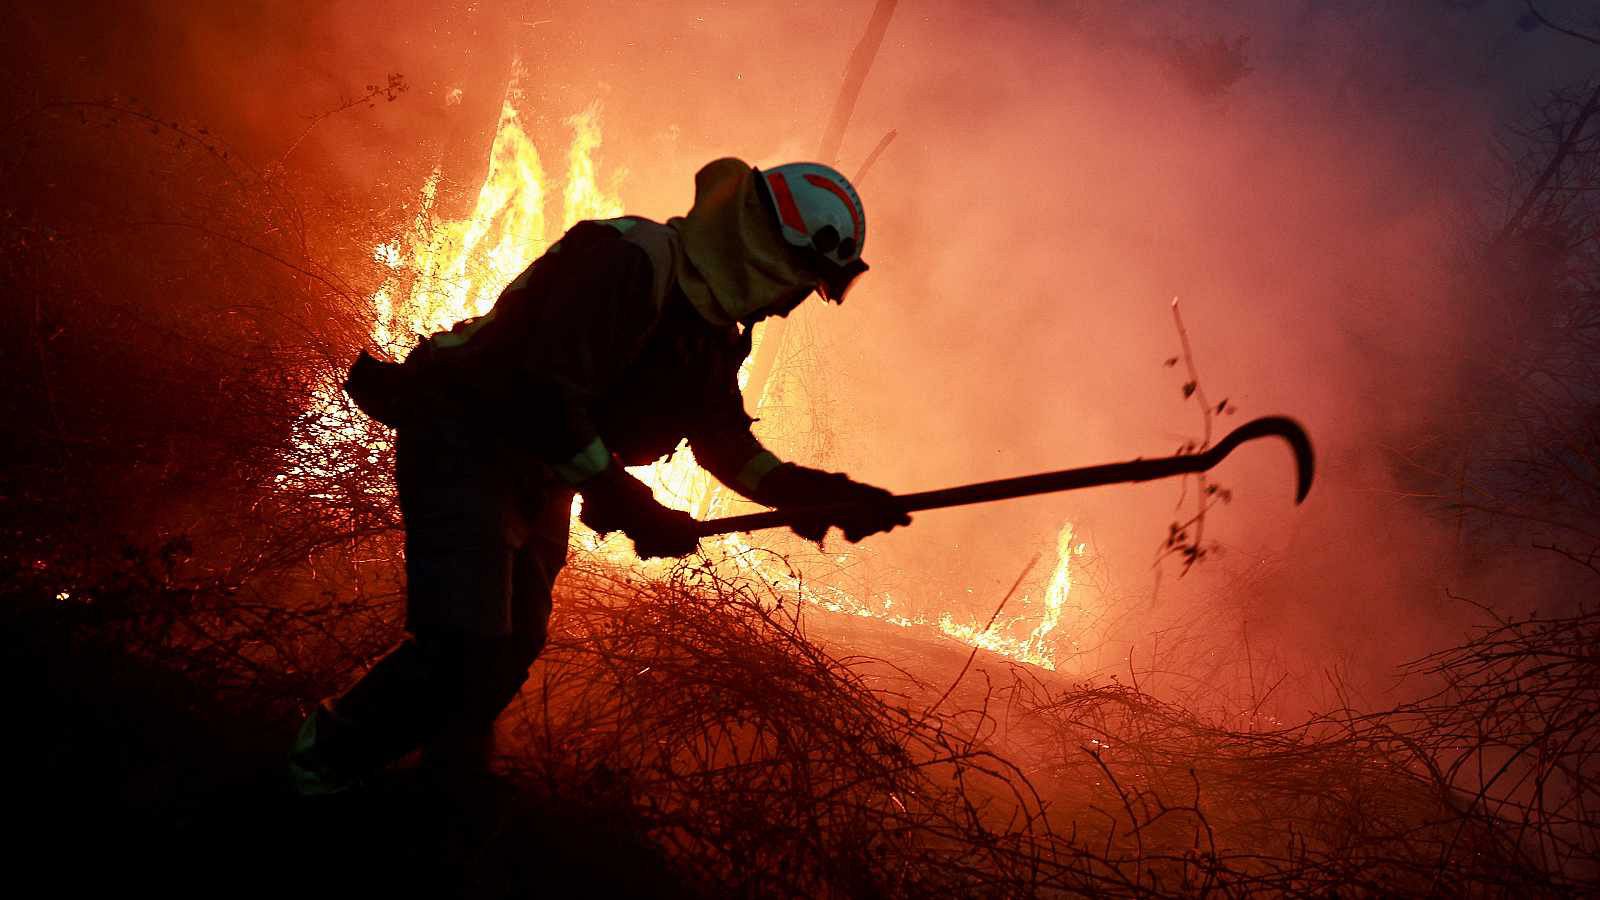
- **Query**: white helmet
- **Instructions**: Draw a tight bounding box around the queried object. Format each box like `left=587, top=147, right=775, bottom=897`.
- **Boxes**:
left=754, top=162, right=870, bottom=303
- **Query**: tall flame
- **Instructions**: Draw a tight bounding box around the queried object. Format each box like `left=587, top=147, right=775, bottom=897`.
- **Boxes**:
left=561, top=102, right=623, bottom=228
left=372, top=87, right=552, bottom=357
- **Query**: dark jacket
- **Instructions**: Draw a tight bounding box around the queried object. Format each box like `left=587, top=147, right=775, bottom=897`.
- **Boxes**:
left=387, top=217, right=774, bottom=495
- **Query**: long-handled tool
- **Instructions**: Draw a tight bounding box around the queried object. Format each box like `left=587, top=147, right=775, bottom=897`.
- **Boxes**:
left=693, top=416, right=1313, bottom=538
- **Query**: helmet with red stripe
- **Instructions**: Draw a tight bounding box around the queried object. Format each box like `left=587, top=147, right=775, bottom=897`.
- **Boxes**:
left=754, top=162, right=869, bottom=303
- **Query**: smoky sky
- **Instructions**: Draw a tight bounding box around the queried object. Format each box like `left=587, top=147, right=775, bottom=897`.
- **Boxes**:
left=8, top=0, right=1598, bottom=711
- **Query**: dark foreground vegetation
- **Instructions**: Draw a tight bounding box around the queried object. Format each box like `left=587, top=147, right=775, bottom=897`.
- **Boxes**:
left=6, top=524, right=1599, bottom=896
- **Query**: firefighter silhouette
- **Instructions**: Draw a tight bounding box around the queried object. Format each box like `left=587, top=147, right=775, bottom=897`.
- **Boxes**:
left=290, top=159, right=909, bottom=793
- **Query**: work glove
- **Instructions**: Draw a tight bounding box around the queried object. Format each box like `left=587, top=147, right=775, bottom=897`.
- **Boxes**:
left=757, top=463, right=912, bottom=544
left=344, top=350, right=420, bottom=428
left=578, top=462, right=702, bottom=560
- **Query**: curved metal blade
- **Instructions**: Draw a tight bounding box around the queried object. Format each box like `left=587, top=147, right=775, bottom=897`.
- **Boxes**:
left=1204, top=416, right=1315, bottom=504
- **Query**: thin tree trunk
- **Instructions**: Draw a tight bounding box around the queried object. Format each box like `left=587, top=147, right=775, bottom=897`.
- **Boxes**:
left=818, top=0, right=899, bottom=167
left=742, top=0, right=898, bottom=415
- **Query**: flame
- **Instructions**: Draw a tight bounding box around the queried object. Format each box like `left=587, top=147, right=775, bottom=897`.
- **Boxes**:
left=371, top=89, right=551, bottom=355
left=936, top=524, right=1084, bottom=671
left=561, top=102, right=623, bottom=228
left=287, top=70, right=1088, bottom=670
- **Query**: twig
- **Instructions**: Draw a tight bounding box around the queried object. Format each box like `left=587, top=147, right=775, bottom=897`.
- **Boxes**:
left=924, top=553, right=1040, bottom=718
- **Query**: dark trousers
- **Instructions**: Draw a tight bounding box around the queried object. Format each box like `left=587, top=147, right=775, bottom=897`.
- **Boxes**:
left=322, top=416, right=573, bottom=776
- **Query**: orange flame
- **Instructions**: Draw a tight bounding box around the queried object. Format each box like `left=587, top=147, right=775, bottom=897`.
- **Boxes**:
left=936, top=524, right=1084, bottom=671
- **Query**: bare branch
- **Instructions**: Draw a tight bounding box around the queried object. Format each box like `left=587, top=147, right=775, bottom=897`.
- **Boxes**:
left=1525, top=2, right=1600, bottom=49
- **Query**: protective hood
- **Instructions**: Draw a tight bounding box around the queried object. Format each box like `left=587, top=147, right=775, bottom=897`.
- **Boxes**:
left=668, top=158, right=818, bottom=327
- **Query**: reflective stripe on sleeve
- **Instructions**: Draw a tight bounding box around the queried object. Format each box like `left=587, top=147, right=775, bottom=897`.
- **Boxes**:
left=553, top=437, right=612, bottom=484
left=735, top=451, right=783, bottom=495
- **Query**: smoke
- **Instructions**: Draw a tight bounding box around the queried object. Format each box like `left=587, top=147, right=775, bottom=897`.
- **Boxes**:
left=9, top=0, right=1594, bottom=716
left=811, top=2, right=1595, bottom=711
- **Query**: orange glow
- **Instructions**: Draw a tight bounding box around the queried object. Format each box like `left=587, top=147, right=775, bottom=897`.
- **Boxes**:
left=288, top=66, right=1082, bottom=670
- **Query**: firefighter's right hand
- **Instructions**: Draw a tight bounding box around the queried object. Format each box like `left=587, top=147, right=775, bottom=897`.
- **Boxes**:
left=578, top=464, right=702, bottom=559
left=756, top=464, right=911, bottom=544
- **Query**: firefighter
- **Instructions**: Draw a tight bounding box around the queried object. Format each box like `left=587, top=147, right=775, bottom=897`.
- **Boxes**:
left=288, top=158, right=910, bottom=794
